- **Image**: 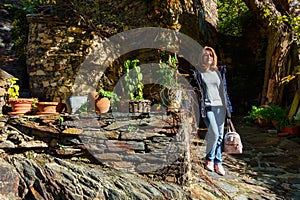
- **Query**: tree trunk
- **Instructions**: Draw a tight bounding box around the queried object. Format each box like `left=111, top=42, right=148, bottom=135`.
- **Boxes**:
left=244, top=0, right=299, bottom=106
left=262, top=30, right=293, bottom=105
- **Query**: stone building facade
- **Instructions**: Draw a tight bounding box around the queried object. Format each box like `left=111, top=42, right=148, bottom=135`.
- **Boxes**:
left=22, top=0, right=218, bottom=182
left=25, top=0, right=218, bottom=104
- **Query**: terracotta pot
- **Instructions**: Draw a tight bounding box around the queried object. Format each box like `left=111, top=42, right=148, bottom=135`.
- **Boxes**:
left=88, top=92, right=111, bottom=113
left=280, top=126, right=293, bottom=133
left=293, top=126, right=299, bottom=136
left=8, top=98, right=34, bottom=116
left=256, top=117, right=271, bottom=127
left=37, top=102, right=59, bottom=115
left=95, top=97, right=111, bottom=113
left=278, top=126, right=299, bottom=137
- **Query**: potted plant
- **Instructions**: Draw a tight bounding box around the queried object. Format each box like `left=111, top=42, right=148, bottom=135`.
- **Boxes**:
left=36, top=101, right=59, bottom=115
left=275, top=107, right=300, bottom=136
left=97, top=89, right=120, bottom=113
left=267, top=105, right=290, bottom=130
left=244, top=104, right=297, bottom=133
left=88, top=89, right=120, bottom=113
left=6, top=77, right=34, bottom=116
left=156, top=53, right=182, bottom=110
left=278, top=122, right=298, bottom=136
left=123, top=59, right=151, bottom=113
left=244, top=105, right=276, bottom=127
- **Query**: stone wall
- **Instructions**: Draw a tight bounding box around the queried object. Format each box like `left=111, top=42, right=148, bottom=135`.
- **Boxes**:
left=59, top=111, right=194, bottom=183
left=26, top=15, right=94, bottom=102
left=3, top=108, right=196, bottom=184
left=26, top=0, right=218, bottom=105
left=24, top=0, right=217, bottom=181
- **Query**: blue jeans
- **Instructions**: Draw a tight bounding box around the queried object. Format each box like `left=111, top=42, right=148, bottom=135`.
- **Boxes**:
left=203, top=106, right=226, bottom=165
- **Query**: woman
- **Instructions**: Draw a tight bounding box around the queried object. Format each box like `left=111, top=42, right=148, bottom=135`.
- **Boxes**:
left=191, top=46, right=232, bottom=175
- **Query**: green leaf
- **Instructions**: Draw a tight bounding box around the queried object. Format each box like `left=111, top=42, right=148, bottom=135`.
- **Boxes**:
left=135, top=66, right=141, bottom=73
left=137, top=73, right=143, bottom=81
left=128, top=85, right=134, bottom=91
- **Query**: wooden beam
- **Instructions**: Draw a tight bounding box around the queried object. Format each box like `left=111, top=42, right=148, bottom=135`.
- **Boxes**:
left=288, top=91, right=300, bottom=120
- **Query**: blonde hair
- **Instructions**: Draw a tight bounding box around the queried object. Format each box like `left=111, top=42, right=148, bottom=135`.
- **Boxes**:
left=202, top=46, right=218, bottom=71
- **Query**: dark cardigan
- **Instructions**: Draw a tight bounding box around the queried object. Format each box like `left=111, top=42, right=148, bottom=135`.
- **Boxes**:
left=190, top=65, right=233, bottom=118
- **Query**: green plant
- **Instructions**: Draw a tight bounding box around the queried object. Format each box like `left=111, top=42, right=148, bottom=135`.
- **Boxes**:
left=57, top=116, right=64, bottom=125
left=156, top=53, right=180, bottom=89
left=31, top=98, right=39, bottom=112
left=261, top=4, right=300, bottom=44
left=156, top=53, right=182, bottom=107
left=246, top=104, right=292, bottom=130
left=217, top=0, right=250, bottom=37
left=264, top=105, right=287, bottom=121
left=124, top=59, right=144, bottom=100
left=78, top=102, right=89, bottom=114
left=244, top=105, right=262, bottom=123
left=25, top=150, right=35, bottom=159
left=58, top=142, right=64, bottom=148
left=247, top=105, right=281, bottom=121
left=6, top=78, right=20, bottom=99
left=98, top=89, right=119, bottom=100
left=98, top=89, right=120, bottom=108
left=127, top=125, right=137, bottom=133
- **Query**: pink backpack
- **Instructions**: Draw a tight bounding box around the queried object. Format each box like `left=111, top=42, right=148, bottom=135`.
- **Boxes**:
left=224, top=119, right=243, bottom=154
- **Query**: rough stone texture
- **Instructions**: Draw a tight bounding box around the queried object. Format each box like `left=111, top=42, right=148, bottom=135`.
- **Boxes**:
left=0, top=155, right=188, bottom=200
left=25, top=0, right=218, bottom=104
left=1, top=115, right=300, bottom=199
left=5, top=110, right=193, bottom=184
left=26, top=15, right=93, bottom=102
left=0, top=110, right=194, bottom=199
left=0, top=159, right=20, bottom=197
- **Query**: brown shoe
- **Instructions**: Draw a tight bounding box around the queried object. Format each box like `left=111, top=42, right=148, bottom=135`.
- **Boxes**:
left=205, top=160, right=214, bottom=172
left=214, top=164, right=225, bottom=176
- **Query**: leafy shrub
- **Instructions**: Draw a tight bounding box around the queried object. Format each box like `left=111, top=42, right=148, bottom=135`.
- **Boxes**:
left=244, top=105, right=291, bottom=129
left=6, top=78, right=20, bottom=99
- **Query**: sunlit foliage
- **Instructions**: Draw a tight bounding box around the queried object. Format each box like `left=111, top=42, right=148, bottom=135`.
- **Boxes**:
left=217, top=0, right=250, bottom=37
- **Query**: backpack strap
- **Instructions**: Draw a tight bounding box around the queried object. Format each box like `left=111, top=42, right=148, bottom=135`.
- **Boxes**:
left=227, top=118, right=236, bottom=132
